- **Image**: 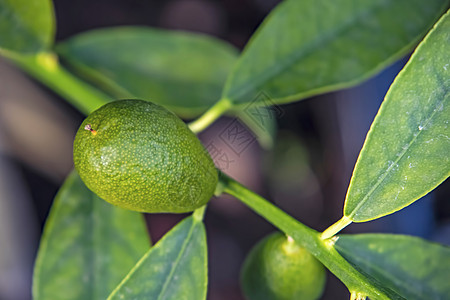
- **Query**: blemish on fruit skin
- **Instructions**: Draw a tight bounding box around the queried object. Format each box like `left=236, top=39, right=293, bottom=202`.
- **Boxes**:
left=84, top=124, right=97, bottom=136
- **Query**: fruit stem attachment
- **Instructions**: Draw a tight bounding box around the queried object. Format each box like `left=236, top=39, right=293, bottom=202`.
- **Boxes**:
left=321, top=216, right=352, bottom=240
left=188, top=98, right=232, bottom=133
left=193, top=205, right=207, bottom=222
left=350, top=291, right=367, bottom=300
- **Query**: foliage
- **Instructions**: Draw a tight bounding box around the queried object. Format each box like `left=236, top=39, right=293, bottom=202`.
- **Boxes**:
left=32, top=171, right=149, bottom=300
left=1, top=0, right=449, bottom=299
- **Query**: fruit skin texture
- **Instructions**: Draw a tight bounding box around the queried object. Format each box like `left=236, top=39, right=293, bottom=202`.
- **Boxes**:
left=73, top=99, right=218, bottom=213
left=241, top=232, right=326, bottom=300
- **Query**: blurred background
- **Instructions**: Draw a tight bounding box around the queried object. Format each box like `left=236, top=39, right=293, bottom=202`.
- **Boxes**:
left=0, top=0, right=448, bottom=299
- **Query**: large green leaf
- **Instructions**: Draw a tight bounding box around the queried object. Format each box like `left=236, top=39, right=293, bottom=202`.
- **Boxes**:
left=336, top=234, right=450, bottom=300
left=33, top=171, right=150, bottom=300
left=0, top=0, right=54, bottom=54
left=222, top=0, right=448, bottom=106
left=108, top=215, right=207, bottom=300
left=56, top=27, right=238, bottom=118
left=343, top=10, right=450, bottom=222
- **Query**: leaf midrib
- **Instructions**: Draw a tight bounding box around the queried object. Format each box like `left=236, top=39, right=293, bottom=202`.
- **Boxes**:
left=347, top=70, right=449, bottom=220
left=226, top=0, right=391, bottom=101
left=156, top=219, right=197, bottom=300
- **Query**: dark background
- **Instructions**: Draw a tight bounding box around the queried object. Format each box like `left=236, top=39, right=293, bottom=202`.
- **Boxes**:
left=0, top=0, right=448, bottom=299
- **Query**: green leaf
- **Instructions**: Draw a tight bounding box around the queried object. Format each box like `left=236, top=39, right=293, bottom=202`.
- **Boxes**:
left=56, top=26, right=239, bottom=118
left=108, top=216, right=207, bottom=300
left=343, top=10, right=450, bottom=222
left=0, top=0, right=55, bottom=54
left=336, top=234, right=450, bottom=300
left=33, top=171, right=150, bottom=300
left=222, top=0, right=448, bottom=106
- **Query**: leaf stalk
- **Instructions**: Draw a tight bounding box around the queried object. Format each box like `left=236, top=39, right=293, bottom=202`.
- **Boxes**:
left=188, top=98, right=232, bottom=133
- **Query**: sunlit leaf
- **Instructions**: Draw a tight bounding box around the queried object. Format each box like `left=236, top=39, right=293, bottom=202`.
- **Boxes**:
left=344, top=10, right=450, bottom=222
left=223, top=0, right=448, bottom=106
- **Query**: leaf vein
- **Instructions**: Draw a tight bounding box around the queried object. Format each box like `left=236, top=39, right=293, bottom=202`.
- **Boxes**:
left=156, top=220, right=197, bottom=300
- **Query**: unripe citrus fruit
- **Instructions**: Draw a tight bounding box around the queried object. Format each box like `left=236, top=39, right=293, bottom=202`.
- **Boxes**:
left=73, top=99, right=218, bottom=213
left=241, top=232, right=326, bottom=300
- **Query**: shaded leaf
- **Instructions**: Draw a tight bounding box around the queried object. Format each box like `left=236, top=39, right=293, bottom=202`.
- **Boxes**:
left=222, top=0, right=448, bottom=106
left=33, top=171, right=150, bottom=300
left=108, top=216, right=207, bottom=300
left=344, top=10, right=450, bottom=222
left=57, top=27, right=238, bottom=118
left=264, top=131, right=318, bottom=200
left=231, top=91, right=282, bottom=149
left=0, top=0, right=54, bottom=54
left=336, top=234, right=450, bottom=300
left=234, top=108, right=277, bottom=149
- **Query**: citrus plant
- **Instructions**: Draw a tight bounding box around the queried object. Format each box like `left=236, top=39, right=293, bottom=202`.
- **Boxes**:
left=1, top=0, right=449, bottom=299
